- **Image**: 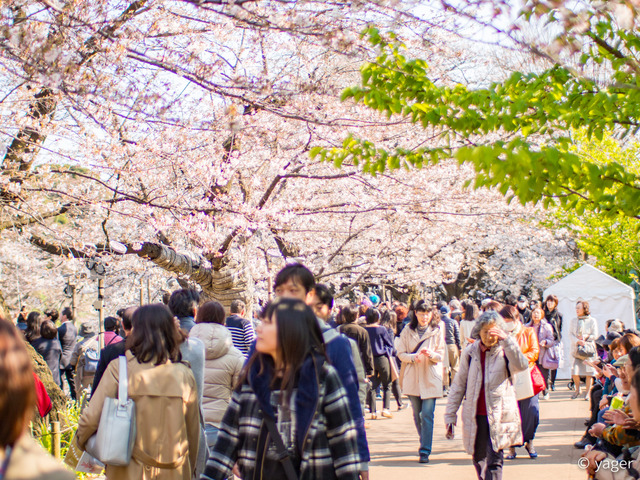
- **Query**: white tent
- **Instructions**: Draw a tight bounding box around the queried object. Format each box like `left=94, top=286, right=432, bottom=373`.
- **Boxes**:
left=543, top=264, right=636, bottom=380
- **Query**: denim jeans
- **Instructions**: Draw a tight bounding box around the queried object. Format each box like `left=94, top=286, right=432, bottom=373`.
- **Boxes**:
left=408, top=396, right=436, bottom=457
left=204, top=424, right=220, bottom=454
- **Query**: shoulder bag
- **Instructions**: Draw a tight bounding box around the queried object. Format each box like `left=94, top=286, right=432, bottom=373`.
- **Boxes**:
left=398, top=332, right=432, bottom=389
left=262, top=414, right=299, bottom=480
left=85, top=356, right=136, bottom=466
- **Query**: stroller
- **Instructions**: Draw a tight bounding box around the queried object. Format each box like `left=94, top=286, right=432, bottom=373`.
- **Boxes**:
left=568, top=375, right=587, bottom=390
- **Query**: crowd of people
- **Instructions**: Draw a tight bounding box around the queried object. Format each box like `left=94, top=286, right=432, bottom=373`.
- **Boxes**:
left=3, top=262, right=640, bottom=479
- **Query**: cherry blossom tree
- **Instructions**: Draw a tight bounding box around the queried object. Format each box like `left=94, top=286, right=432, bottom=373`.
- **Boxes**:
left=0, top=0, right=578, bottom=316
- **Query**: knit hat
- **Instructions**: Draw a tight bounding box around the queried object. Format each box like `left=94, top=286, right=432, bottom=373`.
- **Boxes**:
left=609, top=320, right=624, bottom=333
left=368, top=294, right=380, bottom=306
left=79, top=322, right=98, bottom=337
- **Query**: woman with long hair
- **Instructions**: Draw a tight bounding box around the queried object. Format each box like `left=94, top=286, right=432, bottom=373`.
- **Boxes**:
left=397, top=301, right=446, bottom=464
left=526, top=308, right=555, bottom=400
left=381, top=309, right=406, bottom=410
left=77, top=304, right=200, bottom=480
left=543, top=294, right=563, bottom=391
left=25, top=311, right=42, bottom=344
left=0, top=317, right=74, bottom=480
left=364, top=307, right=396, bottom=419
left=460, top=302, right=480, bottom=350
left=201, top=297, right=360, bottom=480
left=30, top=320, right=62, bottom=387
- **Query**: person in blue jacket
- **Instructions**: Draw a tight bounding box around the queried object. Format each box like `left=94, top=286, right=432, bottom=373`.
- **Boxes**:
left=273, top=262, right=370, bottom=480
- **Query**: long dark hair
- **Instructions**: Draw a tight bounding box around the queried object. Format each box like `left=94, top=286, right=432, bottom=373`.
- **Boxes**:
left=464, top=302, right=480, bottom=321
left=409, top=301, right=439, bottom=330
left=25, top=311, right=42, bottom=343
left=381, top=309, right=397, bottom=333
left=239, top=298, right=324, bottom=401
left=126, top=304, right=183, bottom=365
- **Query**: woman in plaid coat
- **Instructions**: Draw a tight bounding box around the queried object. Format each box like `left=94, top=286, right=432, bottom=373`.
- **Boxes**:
left=201, top=298, right=360, bottom=480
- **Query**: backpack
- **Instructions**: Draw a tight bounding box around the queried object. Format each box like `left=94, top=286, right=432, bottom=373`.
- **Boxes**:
left=82, top=341, right=100, bottom=374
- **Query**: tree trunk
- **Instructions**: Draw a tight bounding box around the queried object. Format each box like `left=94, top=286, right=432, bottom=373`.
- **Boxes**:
left=138, top=242, right=251, bottom=312
left=0, top=288, right=9, bottom=319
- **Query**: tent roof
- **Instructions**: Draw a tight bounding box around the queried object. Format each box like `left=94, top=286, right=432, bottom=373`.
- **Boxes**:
left=543, top=264, right=634, bottom=301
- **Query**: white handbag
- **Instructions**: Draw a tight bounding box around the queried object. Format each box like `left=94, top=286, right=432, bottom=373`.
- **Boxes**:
left=511, top=366, right=534, bottom=401
left=85, top=356, right=136, bottom=466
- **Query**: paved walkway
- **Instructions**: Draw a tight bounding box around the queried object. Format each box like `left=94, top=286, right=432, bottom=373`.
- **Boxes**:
left=367, top=386, right=589, bottom=479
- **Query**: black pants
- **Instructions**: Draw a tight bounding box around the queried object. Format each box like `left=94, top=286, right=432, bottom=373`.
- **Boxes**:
left=368, top=355, right=391, bottom=413
left=391, top=379, right=403, bottom=406
left=581, top=384, right=603, bottom=443
left=550, top=369, right=558, bottom=388
left=473, top=415, right=503, bottom=480
left=60, top=366, right=76, bottom=401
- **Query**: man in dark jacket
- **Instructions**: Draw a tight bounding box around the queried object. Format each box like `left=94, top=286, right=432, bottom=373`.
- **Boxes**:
left=516, top=295, right=532, bottom=324
left=57, top=307, right=77, bottom=400
left=168, top=289, right=200, bottom=333
left=439, top=304, right=461, bottom=396
left=273, top=263, right=371, bottom=479
left=338, top=305, right=374, bottom=380
left=224, top=299, right=255, bottom=357
left=91, top=307, right=134, bottom=393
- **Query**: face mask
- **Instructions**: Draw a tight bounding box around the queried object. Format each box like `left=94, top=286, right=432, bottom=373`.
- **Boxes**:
left=503, top=322, right=516, bottom=333
left=517, top=302, right=526, bottom=309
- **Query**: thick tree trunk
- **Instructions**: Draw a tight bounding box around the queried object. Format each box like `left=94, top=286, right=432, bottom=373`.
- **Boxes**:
left=138, top=242, right=250, bottom=311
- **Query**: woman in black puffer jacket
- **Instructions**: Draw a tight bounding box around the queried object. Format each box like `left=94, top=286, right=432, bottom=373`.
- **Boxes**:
left=543, top=294, right=563, bottom=391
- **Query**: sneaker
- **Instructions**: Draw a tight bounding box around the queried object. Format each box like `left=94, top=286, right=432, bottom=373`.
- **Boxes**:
left=542, top=393, right=550, bottom=401
left=419, top=455, right=430, bottom=464
left=370, top=412, right=377, bottom=420
left=397, top=403, right=408, bottom=411
left=381, top=409, right=393, bottom=418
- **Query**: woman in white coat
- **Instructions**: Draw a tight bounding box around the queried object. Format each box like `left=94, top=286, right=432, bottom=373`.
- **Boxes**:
left=190, top=301, right=245, bottom=451
left=570, top=300, right=599, bottom=400
left=397, top=301, right=446, bottom=464
left=445, top=311, right=529, bottom=480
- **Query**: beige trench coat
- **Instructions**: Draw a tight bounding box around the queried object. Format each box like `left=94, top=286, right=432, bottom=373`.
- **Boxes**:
left=77, top=351, right=200, bottom=480
left=397, top=323, right=446, bottom=399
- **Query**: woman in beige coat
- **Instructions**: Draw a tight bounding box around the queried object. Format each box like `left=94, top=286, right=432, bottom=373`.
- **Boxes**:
left=445, top=311, right=529, bottom=480
left=77, top=304, right=200, bottom=480
left=397, top=301, right=446, bottom=464
left=189, top=301, right=244, bottom=452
